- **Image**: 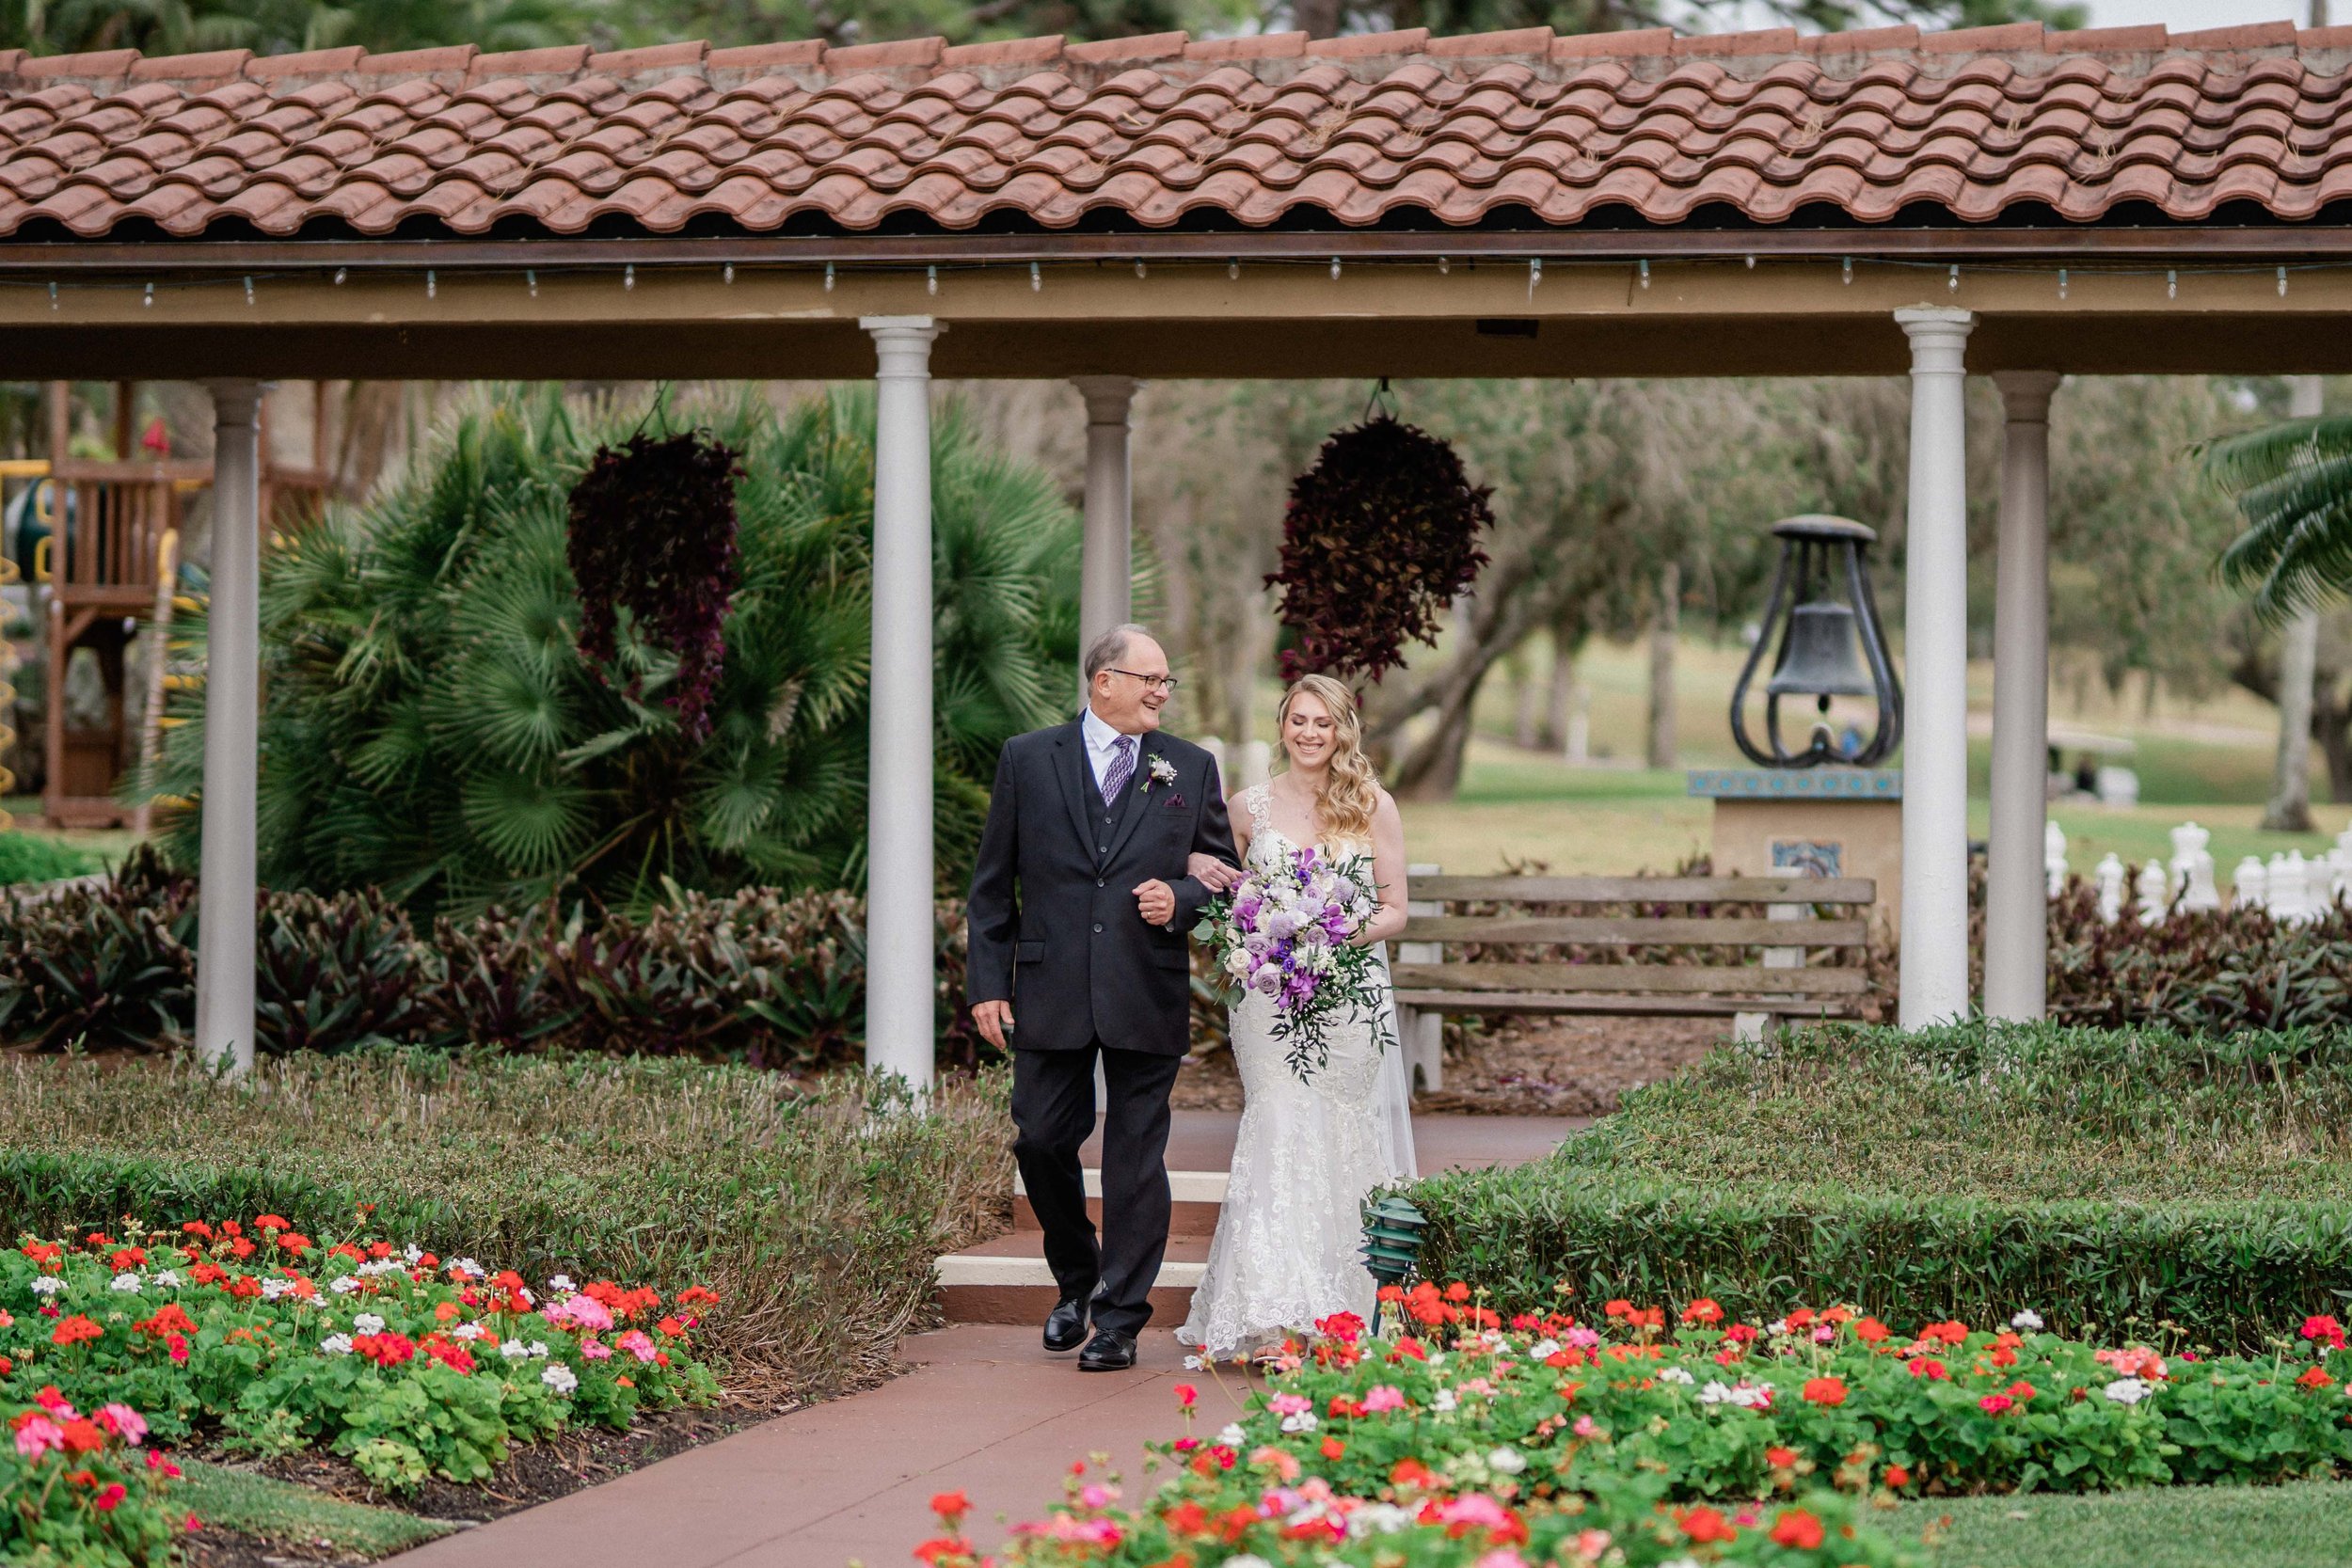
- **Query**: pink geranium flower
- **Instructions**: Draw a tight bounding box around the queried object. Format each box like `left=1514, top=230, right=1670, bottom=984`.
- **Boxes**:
left=12, top=1415, right=64, bottom=1459
left=94, top=1405, right=148, bottom=1445
left=1361, top=1385, right=1406, bottom=1413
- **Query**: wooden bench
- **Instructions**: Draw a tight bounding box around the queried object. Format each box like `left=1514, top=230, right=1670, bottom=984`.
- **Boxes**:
left=1391, top=873, right=1880, bottom=1091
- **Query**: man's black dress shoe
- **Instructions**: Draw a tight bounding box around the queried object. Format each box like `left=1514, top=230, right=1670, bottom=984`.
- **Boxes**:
left=1043, top=1294, right=1090, bottom=1353
left=1077, top=1328, right=1137, bottom=1371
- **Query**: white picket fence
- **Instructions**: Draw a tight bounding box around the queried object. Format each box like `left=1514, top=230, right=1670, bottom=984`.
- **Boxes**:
left=2045, top=819, right=2352, bottom=926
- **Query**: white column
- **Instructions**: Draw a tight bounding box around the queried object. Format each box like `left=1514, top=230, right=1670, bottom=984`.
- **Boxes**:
left=1984, top=371, right=2061, bottom=1022
left=194, top=379, right=266, bottom=1078
left=862, top=317, right=943, bottom=1093
left=1073, top=375, right=1136, bottom=658
left=1895, top=308, right=1976, bottom=1030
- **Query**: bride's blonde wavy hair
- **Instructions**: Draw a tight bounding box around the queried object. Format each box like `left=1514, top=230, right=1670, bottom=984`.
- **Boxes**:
left=1277, top=673, right=1380, bottom=848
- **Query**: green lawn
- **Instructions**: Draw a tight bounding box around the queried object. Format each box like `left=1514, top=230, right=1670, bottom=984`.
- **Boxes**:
left=177, top=1460, right=453, bottom=1557
left=1896, top=1481, right=2352, bottom=1568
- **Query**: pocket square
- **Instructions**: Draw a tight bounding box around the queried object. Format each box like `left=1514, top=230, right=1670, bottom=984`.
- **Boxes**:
left=1165, top=792, right=1186, bottom=810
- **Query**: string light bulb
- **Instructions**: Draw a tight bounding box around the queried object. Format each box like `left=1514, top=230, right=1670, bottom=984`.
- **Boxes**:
left=332, top=267, right=346, bottom=286
left=723, top=262, right=735, bottom=285
left=927, top=264, right=938, bottom=296
left=1947, top=263, right=1959, bottom=292
left=1527, top=256, right=1542, bottom=296
left=2167, top=268, right=2177, bottom=299
left=1330, top=256, right=1342, bottom=280
left=46, top=281, right=56, bottom=310
left=1135, top=258, right=1147, bottom=278
left=1745, top=253, right=1756, bottom=269
left=1226, top=258, right=1238, bottom=279
left=527, top=269, right=538, bottom=298
left=2280, top=264, right=2289, bottom=297
left=1638, top=258, right=1650, bottom=289
left=2058, top=267, right=2068, bottom=300
left=824, top=261, right=835, bottom=292
left=243, top=276, right=254, bottom=306
left=624, top=263, right=635, bottom=291
left=1840, top=256, right=1852, bottom=285
left=1438, top=256, right=1449, bottom=275
left=1031, top=261, right=1042, bottom=291
left=143, top=282, right=153, bottom=308
left=426, top=269, right=437, bottom=300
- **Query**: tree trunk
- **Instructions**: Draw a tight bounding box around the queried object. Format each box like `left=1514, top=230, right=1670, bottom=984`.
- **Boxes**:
left=2316, top=678, right=2352, bottom=804
left=1512, top=647, right=1540, bottom=749
left=1391, top=663, right=1492, bottom=800
left=2265, top=374, right=2326, bottom=832
left=1646, top=561, right=1679, bottom=770
left=2265, top=607, right=2320, bottom=832
left=1544, top=610, right=1581, bottom=752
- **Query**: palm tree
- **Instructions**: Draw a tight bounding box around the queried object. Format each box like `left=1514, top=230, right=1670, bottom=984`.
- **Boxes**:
left=149, top=384, right=1078, bottom=917
left=2201, top=407, right=2352, bottom=622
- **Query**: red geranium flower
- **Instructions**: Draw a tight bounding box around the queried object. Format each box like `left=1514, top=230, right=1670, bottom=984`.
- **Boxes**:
left=2297, top=1365, right=2333, bottom=1389
left=1681, top=1298, right=1724, bottom=1325
left=1801, top=1376, right=1848, bottom=1407
left=51, top=1315, right=103, bottom=1348
left=1770, top=1509, right=1825, bottom=1550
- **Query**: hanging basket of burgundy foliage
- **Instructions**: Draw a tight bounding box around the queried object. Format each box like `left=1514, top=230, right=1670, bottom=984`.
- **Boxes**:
left=565, top=428, right=746, bottom=742
left=1268, top=411, right=1494, bottom=685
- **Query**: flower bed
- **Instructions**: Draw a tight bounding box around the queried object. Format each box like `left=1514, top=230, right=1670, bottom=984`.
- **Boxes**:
left=932, top=1290, right=2352, bottom=1568
left=5, top=1217, right=720, bottom=1492
left=7, top=1388, right=183, bottom=1568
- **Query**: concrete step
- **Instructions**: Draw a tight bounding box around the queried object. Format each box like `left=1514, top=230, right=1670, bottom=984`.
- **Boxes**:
left=1011, top=1168, right=1227, bottom=1238
left=937, top=1231, right=1209, bottom=1326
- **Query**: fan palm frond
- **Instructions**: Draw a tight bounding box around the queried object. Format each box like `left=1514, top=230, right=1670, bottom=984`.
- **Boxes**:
left=2198, top=414, right=2352, bottom=622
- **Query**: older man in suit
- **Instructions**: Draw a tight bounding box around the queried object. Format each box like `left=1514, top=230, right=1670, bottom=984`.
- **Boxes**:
left=965, top=624, right=1239, bottom=1371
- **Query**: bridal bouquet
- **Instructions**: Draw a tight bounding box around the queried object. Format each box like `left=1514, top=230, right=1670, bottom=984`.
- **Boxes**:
left=1195, top=844, right=1393, bottom=1085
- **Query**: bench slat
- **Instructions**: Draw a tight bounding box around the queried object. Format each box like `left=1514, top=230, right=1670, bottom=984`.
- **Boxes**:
left=1393, top=990, right=1866, bottom=1019
left=1390, top=962, right=1870, bottom=997
left=1400, top=915, right=1867, bottom=946
left=1410, top=875, right=1875, bottom=905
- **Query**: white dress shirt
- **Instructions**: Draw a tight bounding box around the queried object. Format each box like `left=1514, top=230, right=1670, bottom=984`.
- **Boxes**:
left=1081, top=705, right=1139, bottom=800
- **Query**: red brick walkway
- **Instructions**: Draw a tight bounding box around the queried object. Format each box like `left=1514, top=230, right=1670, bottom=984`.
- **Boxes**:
left=394, top=1112, right=1576, bottom=1567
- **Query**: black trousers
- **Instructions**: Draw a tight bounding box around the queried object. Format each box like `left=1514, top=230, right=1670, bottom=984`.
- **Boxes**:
left=1009, top=1041, right=1184, bottom=1338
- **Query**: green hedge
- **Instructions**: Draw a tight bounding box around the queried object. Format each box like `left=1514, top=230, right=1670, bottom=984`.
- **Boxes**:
left=0, top=1052, right=1010, bottom=1399
left=1410, top=1021, right=2352, bottom=1350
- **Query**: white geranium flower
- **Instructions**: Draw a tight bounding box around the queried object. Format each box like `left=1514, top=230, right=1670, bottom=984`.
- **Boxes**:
left=110, top=1273, right=142, bottom=1293
left=1526, top=1338, right=1560, bottom=1360
left=1662, top=1559, right=1704, bottom=1568
left=1698, top=1381, right=1738, bottom=1405
left=2011, top=1309, right=2045, bottom=1331
left=2103, top=1378, right=2152, bottom=1405
left=353, top=1313, right=386, bottom=1336
left=1658, top=1366, right=1696, bottom=1386
left=453, top=1323, right=485, bottom=1340
left=329, top=1276, right=360, bottom=1295
left=541, top=1364, right=579, bottom=1395
left=548, top=1275, right=576, bottom=1294
left=29, top=1276, right=64, bottom=1298
left=1766, top=1319, right=1789, bottom=1337
left=1216, top=1422, right=1248, bottom=1448
left=449, top=1258, right=485, bottom=1280
left=1222, top=1558, right=1273, bottom=1568
left=1348, top=1503, right=1415, bottom=1537
left=1279, top=1411, right=1319, bottom=1434
left=357, top=1259, right=400, bottom=1277
left=529, top=1341, right=550, bottom=1359
left=320, top=1334, right=353, bottom=1356
left=1487, top=1447, right=1527, bottom=1475
left=501, top=1339, right=532, bottom=1361
left=151, top=1270, right=180, bottom=1289
left=1431, top=1387, right=1458, bottom=1414
left=260, top=1278, right=293, bottom=1301
left=402, top=1245, right=423, bottom=1265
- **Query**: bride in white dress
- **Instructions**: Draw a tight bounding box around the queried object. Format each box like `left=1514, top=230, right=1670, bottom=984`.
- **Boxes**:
left=1178, top=673, right=1419, bottom=1361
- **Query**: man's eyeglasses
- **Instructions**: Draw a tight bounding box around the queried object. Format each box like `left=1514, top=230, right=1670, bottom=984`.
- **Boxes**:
left=1108, top=668, right=1181, bottom=692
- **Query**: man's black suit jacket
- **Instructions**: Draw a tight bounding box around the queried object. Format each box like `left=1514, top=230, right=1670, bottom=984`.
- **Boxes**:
left=965, top=721, right=1238, bottom=1057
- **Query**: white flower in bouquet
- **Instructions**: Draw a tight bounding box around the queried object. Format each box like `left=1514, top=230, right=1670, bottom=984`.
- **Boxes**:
left=1224, top=948, right=1253, bottom=978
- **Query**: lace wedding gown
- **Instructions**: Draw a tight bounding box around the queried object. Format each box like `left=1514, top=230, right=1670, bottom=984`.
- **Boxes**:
left=1177, top=784, right=1418, bottom=1359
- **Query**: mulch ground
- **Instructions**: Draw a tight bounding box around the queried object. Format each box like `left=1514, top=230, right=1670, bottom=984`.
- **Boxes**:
left=1172, top=1014, right=1730, bottom=1118
left=185, top=1400, right=778, bottom=1567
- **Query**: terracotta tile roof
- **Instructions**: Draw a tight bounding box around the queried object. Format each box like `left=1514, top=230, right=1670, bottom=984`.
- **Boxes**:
left=1, top=23, right=2348, bottom=240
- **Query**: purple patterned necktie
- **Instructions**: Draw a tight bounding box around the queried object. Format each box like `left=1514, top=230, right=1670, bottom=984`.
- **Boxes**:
left=1102, top=734, right=1136, bottom=805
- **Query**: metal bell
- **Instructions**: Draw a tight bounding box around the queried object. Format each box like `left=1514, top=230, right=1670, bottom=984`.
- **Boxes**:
left=1765, top=601, right=1876, bottom=699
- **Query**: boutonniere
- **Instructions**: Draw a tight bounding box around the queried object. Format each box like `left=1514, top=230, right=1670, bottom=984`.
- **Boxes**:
left=1141, top=754, right=1179, bottom=795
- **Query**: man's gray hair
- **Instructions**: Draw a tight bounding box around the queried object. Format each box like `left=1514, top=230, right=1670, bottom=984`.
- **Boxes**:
left=1083, top=623, right=1153, bottom=685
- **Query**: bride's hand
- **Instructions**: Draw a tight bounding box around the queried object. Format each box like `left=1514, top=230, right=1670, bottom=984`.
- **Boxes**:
left=1187, top=852, right=1244, bottom=893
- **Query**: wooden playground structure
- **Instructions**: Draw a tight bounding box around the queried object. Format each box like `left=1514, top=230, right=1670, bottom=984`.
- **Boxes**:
left=20, top=382, right=330, bottom=828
